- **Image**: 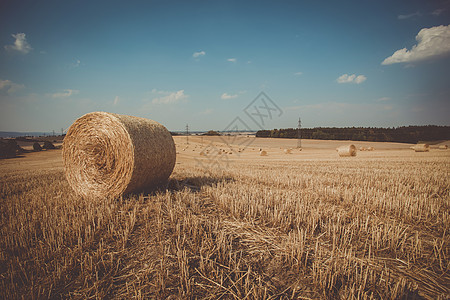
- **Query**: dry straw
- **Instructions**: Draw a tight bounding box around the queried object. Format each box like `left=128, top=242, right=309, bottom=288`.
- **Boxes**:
left=62, top=112, right=176, bottom=198
left=284, top=148, right=292, bottom=154
left=412, top=144, right=430, bottom=152
left=336, top=145, right=357, bottom=157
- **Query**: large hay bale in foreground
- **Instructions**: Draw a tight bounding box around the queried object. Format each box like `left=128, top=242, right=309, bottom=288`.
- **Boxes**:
left=336, top=145, right=357, bottom=157
left=63, top=112, right=176, bottom=198
left=412, top=144, right=430, bottom=152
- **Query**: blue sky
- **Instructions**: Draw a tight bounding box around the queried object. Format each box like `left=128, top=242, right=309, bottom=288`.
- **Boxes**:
left=1, top=0, right=449, bottom=132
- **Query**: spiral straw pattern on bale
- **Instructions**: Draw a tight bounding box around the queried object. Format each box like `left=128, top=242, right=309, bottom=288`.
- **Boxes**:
left=62, top=112, right=176, bottom=198
left=336, top=145, right=357, bottom=157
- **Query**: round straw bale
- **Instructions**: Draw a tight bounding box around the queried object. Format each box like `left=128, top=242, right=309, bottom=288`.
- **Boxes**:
left=62, top=112, right=176, bottom=198
left=412, top=143, right=429, bottom=152
left=359, top=147, right=366, bottom=151
left=284, top=148, right=292, bottom=154
left=260, top=150, right=267, bottom=156
left=336, top=145, right=357, bottom=157
left=367, top=147, right=374, bottom=151
left=438, top=145, right=448, bottom=150
left=33, top=142, right=42, bottom=151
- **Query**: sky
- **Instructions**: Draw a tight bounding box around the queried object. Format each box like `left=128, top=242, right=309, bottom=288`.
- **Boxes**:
left=0, top=0, right=449, bottom=132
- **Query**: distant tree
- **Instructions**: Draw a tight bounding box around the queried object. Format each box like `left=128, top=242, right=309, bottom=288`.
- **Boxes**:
left=202, top=130, right=221, bottom=136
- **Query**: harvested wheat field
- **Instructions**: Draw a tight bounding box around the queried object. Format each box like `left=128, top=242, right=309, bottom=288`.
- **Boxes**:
left=0, top=136, right=449, bottom=299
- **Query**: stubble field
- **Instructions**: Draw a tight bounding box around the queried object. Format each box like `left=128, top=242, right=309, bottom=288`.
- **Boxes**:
left=0, top=136, right=448, bottom=299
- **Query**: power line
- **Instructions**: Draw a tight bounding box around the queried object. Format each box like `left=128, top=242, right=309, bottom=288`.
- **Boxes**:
left=185, top=124, right=189, bottom=145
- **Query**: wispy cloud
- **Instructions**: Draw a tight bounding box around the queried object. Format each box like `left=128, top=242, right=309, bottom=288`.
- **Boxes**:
left=294, top=72, right=303, bottom=76
left=71, top=59, right=81, bottom=68
left=227, top=58, right=237, bottom=63
left=4, top=33, right=32, bottom=54
left=193, top=51, right=206, bottom=58
left=432, top=8, right=445, bottom=16
left=398, top=12, right=421, bottom=20
left=221, top=92, right=238, bottom=100
left=51, top=89, right=79, bottom=99
left=382, top=25, right=450, bottom=65
left=0, top=79, right=25, bottom=94
left=377, top=97, right=391, bottom=102
left=113, top=96, right=120, bottom=106
left=152, top=89, right=188, bottom=104
left=337, top=74, right=367, bottom=84
left=199, top=108, right=213, bottom=115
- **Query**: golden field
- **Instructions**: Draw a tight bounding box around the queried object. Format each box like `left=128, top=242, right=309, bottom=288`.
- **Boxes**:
left=0, top=136, right=449, bottom=299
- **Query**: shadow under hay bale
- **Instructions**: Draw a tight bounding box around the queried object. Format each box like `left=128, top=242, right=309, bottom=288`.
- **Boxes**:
left=411, top=144, right=430, bottom=152
left=63, top=112, right=176, bottom=199
left=336, top=145, right=357, bottom=157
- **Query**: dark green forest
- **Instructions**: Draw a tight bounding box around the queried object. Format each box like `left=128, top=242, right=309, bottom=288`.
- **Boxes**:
left=256, top=125, right=450, bottom=143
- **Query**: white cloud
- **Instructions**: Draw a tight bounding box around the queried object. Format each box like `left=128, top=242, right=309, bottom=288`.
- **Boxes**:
left=377, top=97, right=391, bottom=101
left=0, top=79, right=24, bottom=94
left=51, top=89, right=79, bottom=98
left=398, top=12, right=421, bottom=20
left=152, top=89, right=188, bottom=104
left=113, top=96, right=120, bottom=106
left=193, top=51, right=206, bottom=58
left=227, top=58, right=237, bottom=62
left=382, top=25, right=450, bottom=65
left=294, top=72, right=303, bottom=76
left=4, top=33, right=32, bottom=54
left=221, top=92, right=238, bottom=100
left=354, top=75, right=367, bottom=84
left=337, top=74, right=367, bottom=84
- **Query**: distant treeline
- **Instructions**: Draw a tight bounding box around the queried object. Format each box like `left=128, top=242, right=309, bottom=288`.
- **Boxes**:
left=256, top=125, right=450, bottom=143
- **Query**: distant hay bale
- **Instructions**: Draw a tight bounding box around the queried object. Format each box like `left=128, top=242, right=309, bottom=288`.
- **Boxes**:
left=359, top=147, right=366, bottom=151
left=33, top=142, right=42, bottom=152
left=367, top=147, right=374, bottom=151
left=284, top=148, right=292, bottom=154
left=260, top=150, right=267, bottom=156
left=336, top=145, right=357, bottom=157
left=298, top=148, right=302, bottom=151
left=43, top=141, right=56, bottom=149
left=438, top=145, right=448, bottom=150
left=62, top=112, right=176, bottom=199
left=411, top=144, right=429, bottom=152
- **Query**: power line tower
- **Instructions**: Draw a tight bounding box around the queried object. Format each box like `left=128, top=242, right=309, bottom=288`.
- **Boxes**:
left=185, top=124, right=189, bottom=145
left=297, top=117, right=302, bottom=149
